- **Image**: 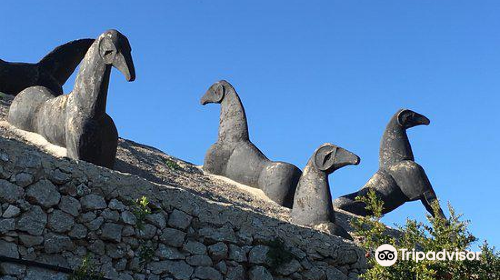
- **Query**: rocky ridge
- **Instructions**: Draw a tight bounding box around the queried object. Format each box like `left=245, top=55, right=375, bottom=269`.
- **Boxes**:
left=0, top=93, right=368, bottom=280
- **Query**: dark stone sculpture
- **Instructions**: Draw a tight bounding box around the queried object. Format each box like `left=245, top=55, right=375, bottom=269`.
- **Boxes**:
left=333, top=109, right=446, bottom=218
left=8, top=30, right=135, bottom=169
left=201, top=80, right=302, bottom=208
left=0, top=39, right=94, bottom=96
left=291, top=143, right=359, bottom=240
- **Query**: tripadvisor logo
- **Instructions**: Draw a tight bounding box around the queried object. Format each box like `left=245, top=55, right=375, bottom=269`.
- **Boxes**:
left=375, top=244, right=398, bottom=267
left=374, top=244, right=481, bottom=267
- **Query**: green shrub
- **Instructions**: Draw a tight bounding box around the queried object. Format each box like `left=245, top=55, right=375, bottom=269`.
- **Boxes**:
left=68, top=254, right=104, bottom=280
left=165, top=158, right=181, bottom=171
left=131, top=196, right=152, bottom=231
left=351, top=189, right=499, bottom=280
left=130, top=196, right=157, bottom=268
left=138, top=240, right=155, bottom=264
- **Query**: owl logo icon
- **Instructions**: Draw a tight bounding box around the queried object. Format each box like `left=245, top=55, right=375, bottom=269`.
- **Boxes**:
left=375, top=244, right=398, bottom=266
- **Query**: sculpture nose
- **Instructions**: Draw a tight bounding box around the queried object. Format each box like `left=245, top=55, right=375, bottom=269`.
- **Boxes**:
left=352, top=155, right=361, bottom=165
left=200, top=91, right=211, bottom=105
left=414, top=113, right=430, bottom=126
left=114, top=51, right=135, bottom=82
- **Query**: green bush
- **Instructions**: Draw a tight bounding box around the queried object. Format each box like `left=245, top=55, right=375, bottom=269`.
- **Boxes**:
left=131, top=196, right=152, bottom=231
left=68, top=254, right=104, bottom=280
left=132, top=196, right=157, bottom=266
left=351, top=189, right=499, bottom=280
left=138, top=240, right=155, bottom=264
left=165, top=158, right=181, bottom=171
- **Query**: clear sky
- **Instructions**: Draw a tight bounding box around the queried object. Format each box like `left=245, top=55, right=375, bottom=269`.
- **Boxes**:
left=1, top=1, right=499, bottom=249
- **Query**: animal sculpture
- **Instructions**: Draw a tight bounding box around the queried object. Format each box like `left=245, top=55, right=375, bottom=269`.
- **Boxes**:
left=201, top=80, right=302, bottom=208
left=8, top=30, right=135, bottom=169
left=333, top=109, right=446, bottom=218
left=0, top=39, right=94, bottom=96
left=291, top=143, right=360, bottom=240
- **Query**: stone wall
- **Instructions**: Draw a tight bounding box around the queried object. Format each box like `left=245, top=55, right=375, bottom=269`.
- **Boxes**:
left=0, top=137, right=368, bottom=280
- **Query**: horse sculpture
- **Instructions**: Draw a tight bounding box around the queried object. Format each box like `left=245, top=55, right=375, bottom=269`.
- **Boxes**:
left=8, top=29, right=135, bottom=169
left=291, top=143, right=360, bottom=240
left=0, top=39, right=94, bottom=96
left=333, top=109, right=446, bottom=218
left=201, top=80, right=302, bottom=208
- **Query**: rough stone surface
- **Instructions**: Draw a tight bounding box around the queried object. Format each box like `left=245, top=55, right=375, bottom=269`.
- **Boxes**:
left=48, top=210, right=75, bottom=232
left=226, top=265, right=245, bottom=280
left=0, top=263, right=25, bottom=276
left=168, top=209, right=192, bottom=230
left=58, top=196, right=81, bottom=217
left=24, top=267, right=67, bottom=280
left=0, top=218, right=15, bottom=233
left=101, top=223, right=123, bottom=242
left=146, top=212, right=166, bottom=229
left=228, top=244, right=247, bottom=262
left=14, top=173, right=34, bottom=187
left=249, top=266, right=273, bottom=280
left=0, top=180, right=24, bottom=203
left=19, top=234, right=44, bottom=247
left=194, top=266, right=223, bottom=280
left=276, top=259, right=302, bottom=276
left=87, top=216, right=104, bottom=231
left=121, top=211, right=136, bottom=225
left=43, top=233, right=73, bottom=253
left=186, top=254, right=213, bottom=266
left=327, top=267, right=348, bottom=280
left=160, top=228, right=186, bottom=247
left=108, top=199, right=126, bottom=211
left=0, top=105, right=368, bottom=280
left=157, top=244, right=185, bottom=260
left=101, top=209, right=120, bottom=222
left=2, top=205, right=20, bottom=218
left=80, top=194, right=107, bottom=210
left=249, top=245, right=270, bottom=264
left=208, top=242, right=228, bottom=262
left=0, top=240, right=19, bottom=258
left=164, top=260, right=193, bottom=280
left=183, top=240, right=207, bottom=255
left=16, top=205, right=47, bottom=235
left=49, top=169, right=71, bottom=184
left=26, top=179, right=61, bottom=208
left=68, top=224, right=87, bottom=239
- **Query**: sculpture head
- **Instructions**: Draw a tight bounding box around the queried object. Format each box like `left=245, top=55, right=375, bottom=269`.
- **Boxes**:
left=396, top=109, right=430, bottom=129
left=312, top=143, right=360, bottom=173
left=98, top=29, right=135, bottom=82
left=200, top=80, right=232, bottom=105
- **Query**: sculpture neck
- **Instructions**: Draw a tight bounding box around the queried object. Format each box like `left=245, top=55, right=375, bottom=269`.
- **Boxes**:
left=72, top=44, right=111, bottom=118
left=379, top=117, right=414, bottom=167
left=300, top=160, right=335, bottom=224
left=218, top=90, right=249, bottom=143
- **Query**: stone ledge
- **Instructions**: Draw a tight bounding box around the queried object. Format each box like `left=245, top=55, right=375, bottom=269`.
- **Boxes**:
left=0, top=135, right=368, bottom=280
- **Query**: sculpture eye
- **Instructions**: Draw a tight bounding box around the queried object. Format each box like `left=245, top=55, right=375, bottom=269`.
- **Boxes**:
left=402, top=114, right=410, bottom=124
left=323, top=152, right=332, bottom=165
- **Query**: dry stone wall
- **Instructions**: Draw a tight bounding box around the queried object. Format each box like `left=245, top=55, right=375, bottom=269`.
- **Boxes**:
left=0, top=136, right=368, bottom=280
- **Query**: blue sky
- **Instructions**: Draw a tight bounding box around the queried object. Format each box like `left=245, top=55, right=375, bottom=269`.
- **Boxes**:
left=2, top=1, right=499, bottom=249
